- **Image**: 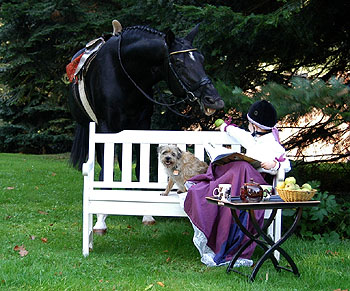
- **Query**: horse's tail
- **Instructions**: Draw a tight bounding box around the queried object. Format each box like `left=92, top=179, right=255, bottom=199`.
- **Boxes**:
left=70, top=123, right=89, bottom=170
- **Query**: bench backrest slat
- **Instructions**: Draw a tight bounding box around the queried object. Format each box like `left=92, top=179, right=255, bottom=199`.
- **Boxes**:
left=104, top=142, right=115, bottom=183
left=121, top=142, right=133, bottom=184
left=140, top=143, right=151, bottom=183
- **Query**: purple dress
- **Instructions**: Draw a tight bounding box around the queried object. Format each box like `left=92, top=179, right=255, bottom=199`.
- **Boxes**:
left=184, top=161, right=266, bottom=266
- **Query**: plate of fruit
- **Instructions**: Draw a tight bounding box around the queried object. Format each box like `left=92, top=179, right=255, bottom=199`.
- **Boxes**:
left=276, top=177, right=316, bottom=202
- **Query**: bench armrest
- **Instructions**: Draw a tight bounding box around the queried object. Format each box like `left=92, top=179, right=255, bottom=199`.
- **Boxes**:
left=82, top=159, right=94, bottom=176
left=275, top=167, right=285, bottom=182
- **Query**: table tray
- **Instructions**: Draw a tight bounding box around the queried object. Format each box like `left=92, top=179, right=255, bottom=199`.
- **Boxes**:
left=206, top=195, right=320, bottom=210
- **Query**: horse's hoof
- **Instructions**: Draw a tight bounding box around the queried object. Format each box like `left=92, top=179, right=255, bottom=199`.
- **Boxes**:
left=93, top=228, right=107, bottom=235
left=142, top=220, right=156, bottom=226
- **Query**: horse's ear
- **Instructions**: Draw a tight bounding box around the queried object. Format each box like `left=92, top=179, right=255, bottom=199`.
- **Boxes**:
left=165, top=29, right=175, bottom=46
left=184, top=23, right=200, bottom=44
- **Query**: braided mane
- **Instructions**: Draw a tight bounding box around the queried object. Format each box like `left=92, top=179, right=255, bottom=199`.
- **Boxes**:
left=122, top=25, right=165, bottom=38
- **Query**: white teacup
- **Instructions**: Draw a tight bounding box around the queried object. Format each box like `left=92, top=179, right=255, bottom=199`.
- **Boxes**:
left=213, top=183, right=231, bottom=201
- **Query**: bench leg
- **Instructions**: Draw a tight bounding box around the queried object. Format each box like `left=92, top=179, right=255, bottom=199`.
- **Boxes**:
left=142, top=215, right=156, bottom=225
left=83, top=213, right=93, bottom=256
left=93, top=214, right=108, bottom=235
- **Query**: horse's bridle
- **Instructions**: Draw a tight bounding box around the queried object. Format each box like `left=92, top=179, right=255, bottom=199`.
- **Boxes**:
left=167, top=48, right=212, bottom=103
left=117, top=34, right=212, bottom=111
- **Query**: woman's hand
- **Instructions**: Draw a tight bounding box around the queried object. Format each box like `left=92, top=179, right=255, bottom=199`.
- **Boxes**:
left=261, top=160, right=277, bottom=170
left=213, top=119, right=225, bottom=131
left=218, top=122, right=227, bottom=132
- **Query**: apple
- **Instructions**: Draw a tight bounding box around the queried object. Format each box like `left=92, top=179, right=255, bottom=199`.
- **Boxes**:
left=301, top=183, right=312, bottom=191
left=276, top=181, right=285, bottom=189
left=214, top=119, right=225, bottom=127
left=284, top=177, right=296, bottom=185
left=284, top=183, right=295, bottom=190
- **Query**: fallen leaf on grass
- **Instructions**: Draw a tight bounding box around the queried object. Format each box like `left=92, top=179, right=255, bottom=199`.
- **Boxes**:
left=52, top=172, right=57, bottom=176
left=14, top=245, right=28, bottom=257
left=166, top=257, right=171, bottom=263
left=19, top=249, right=29, bottom=257
left=326, top=250, right=339, bottom=256
left=157, top=282, right=165, bottom=287
left=41, top=237, right=48, bottom=243
left=29, top=235, right=36, bottom=240
left=13, top=245, right=22, bottom=251
left=7, top=187, right=14, bottom=190
left=38, top=210, right=48, bottom=215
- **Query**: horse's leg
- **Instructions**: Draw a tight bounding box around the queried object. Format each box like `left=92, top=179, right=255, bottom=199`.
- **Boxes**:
left=142, top=215, right=156, bottom=225
left=93, top=121, right=110, bottom=235
left=93, top=214, right=108, bottom=235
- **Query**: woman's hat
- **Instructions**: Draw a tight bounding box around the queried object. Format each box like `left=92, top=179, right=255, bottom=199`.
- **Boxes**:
left=247, top=100, right=277, bottom=130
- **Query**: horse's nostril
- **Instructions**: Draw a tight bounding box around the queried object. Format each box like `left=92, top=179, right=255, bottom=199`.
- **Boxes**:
left=204, top=96, right=223, bottom=106
left=203, top=96, right=224, bottom=109
left=204, top=96, right=215, bottom=105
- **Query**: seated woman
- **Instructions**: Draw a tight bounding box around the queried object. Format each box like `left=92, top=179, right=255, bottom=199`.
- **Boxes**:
left=184, top=100, right=291, bottom=266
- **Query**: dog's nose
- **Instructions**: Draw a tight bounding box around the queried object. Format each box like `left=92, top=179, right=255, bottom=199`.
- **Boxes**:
left=165, top=156, right=171, bottom=161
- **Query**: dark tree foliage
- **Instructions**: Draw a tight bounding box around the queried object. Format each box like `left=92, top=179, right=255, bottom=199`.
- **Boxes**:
left=0, top=0, right=349, bottom=161
left=0, top=0, right=120, bottom=153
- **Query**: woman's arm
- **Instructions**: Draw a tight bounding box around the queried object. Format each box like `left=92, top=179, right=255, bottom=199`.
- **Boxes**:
left=220, top=123, right=255, bottom=150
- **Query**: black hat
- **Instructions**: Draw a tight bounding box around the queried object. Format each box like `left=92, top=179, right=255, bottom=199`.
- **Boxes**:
left=247, top=100, right=277, bottom=129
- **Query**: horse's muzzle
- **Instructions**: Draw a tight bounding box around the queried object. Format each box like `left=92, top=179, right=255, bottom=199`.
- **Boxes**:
left=201, top=96, right=224, bottom=116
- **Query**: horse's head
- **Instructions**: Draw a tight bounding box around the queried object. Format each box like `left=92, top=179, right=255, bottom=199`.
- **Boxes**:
left=165, top=24, right=224, bottom=116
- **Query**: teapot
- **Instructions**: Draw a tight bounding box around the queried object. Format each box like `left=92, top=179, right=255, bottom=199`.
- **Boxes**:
left=240, top=178, right=264, bottom=203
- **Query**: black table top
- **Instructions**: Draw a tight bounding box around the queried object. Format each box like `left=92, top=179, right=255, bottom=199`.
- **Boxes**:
left=206, top=195, right=320, bottom=210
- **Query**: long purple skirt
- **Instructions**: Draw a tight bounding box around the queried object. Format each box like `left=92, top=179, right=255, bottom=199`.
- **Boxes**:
left=184, top=161, right=266, bottom=265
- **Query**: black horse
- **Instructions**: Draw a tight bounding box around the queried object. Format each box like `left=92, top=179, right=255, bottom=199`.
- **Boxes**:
left=68, top=24, right=224, bottom=172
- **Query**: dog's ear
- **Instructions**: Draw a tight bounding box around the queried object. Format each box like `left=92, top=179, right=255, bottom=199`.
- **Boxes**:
left=176, top=147, right=183, bottom=159
left=158, top=145, right=164, bottom=154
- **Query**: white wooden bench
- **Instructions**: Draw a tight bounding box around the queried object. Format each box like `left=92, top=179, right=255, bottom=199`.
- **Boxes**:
left=82, top=122, right=284, bottom=259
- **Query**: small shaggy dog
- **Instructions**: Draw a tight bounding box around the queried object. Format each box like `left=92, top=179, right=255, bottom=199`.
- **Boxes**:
left=158, top=144, right=208, bottom=196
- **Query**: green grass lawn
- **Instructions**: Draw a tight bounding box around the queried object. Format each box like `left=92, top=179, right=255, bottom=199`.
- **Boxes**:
left=0, top=153, right=349, bottom=290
